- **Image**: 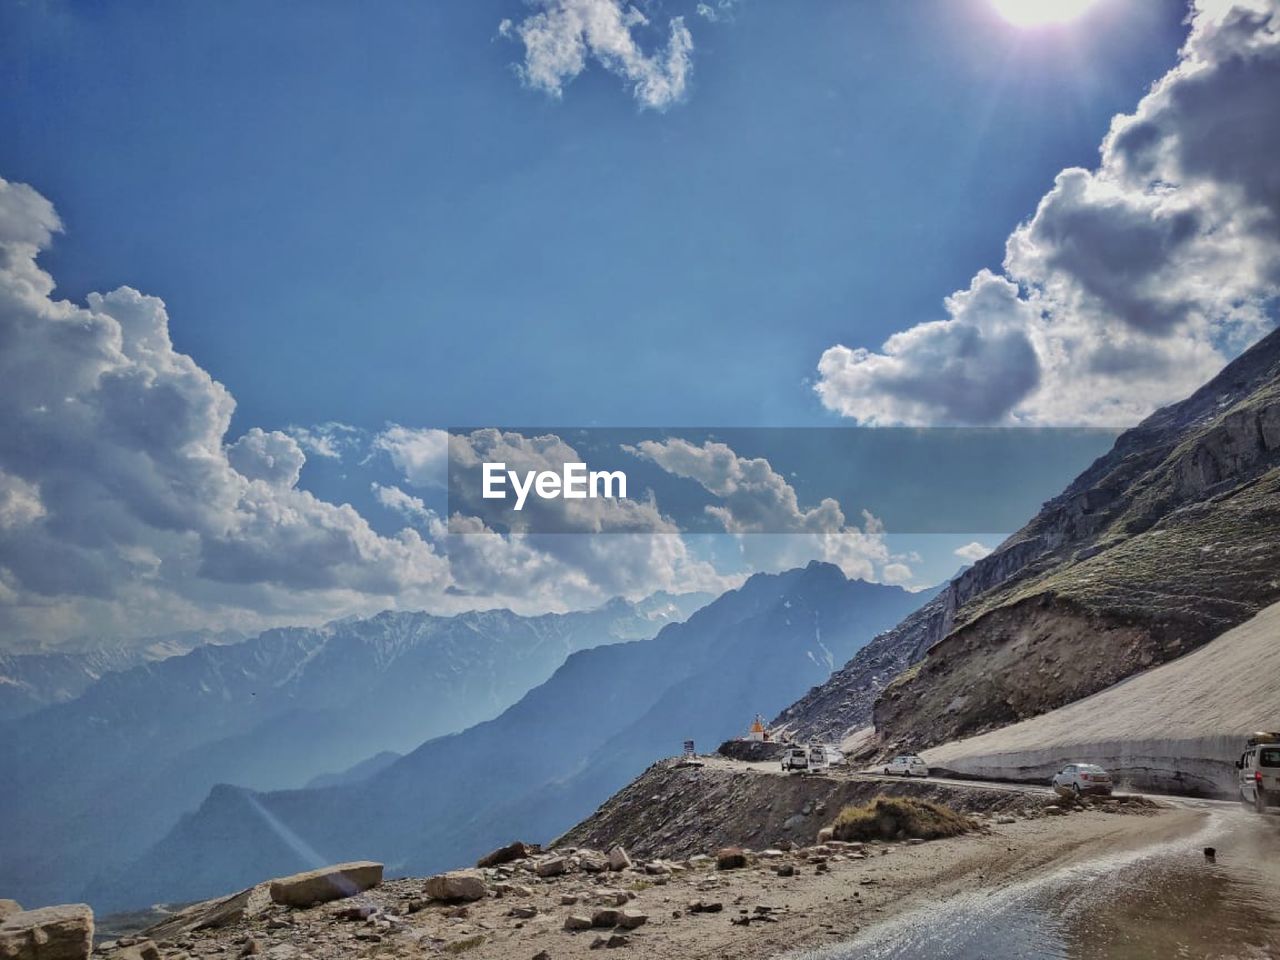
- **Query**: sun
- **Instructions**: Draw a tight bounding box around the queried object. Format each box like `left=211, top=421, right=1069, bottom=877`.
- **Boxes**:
left=990, top=0, right=1100, bottom=26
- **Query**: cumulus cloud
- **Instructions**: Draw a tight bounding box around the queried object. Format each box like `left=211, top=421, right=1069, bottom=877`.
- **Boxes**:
left=816, top=0, right=1280, bottom=427
left=0, top=180, right=741, bottom=641
left=954, top=541, right=993, bottom=563
left=0, top=177, right=457, bottom=642
left=627, top=437, right=905, bottom=583
left=499, top=0, right=693, bottom=110
left=373, top=425, right=449, bottom=489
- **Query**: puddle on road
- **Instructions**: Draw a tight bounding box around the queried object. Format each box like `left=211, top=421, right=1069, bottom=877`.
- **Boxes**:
left=797, top=810, right=1280, bottom=960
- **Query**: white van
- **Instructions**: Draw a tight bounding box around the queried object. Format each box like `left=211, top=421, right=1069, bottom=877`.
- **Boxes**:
left=1237, top=732, right=1280, bottom=813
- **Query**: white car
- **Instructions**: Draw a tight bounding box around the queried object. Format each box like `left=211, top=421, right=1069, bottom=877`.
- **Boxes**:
left=883, top=755, right=928, bottom=777
left=1051, top=763, right=1113, bottom=797
left=781, top=745, right=810, bottom=772
left=1236, top=733, right=1280, bottom=813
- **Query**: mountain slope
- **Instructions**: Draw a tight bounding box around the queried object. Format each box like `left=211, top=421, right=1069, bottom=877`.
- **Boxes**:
left=0, top=595, right=706, bottom=909
left=779, top=326, right=1280, bottom=753
left=777, top=327, right=1280, bottom=750
left=99, top=563, right=926, bottom=912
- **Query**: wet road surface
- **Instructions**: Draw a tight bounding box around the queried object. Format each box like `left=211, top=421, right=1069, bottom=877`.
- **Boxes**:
left=794, top=801, right=1280, bottom=960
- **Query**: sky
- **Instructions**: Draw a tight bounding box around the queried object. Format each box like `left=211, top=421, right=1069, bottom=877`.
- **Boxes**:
left=1, top=0, right=1277, bottom=645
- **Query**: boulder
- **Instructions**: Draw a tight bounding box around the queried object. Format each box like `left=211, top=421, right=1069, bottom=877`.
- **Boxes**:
left=607, top=846, right=632, bottom=871
left=0, top=903, right=94, bottom=960
left=476, top=841, right=535, bottom=869
left=535, top=857, right=568, bottom=878
left=269, top=862, right=383, bottom=908
left=617, top=910, right=648, bottom=930
left=590, top=909, right=621, bottom=928
left=579, top=852, right=610, bottom=873
left=816, top=827, right=835, bottom=843
left=424, top=872, right=487, bottom=903
left=715, top=847, right=747, bottom=870
left=563, top=915, right=593, bottom=931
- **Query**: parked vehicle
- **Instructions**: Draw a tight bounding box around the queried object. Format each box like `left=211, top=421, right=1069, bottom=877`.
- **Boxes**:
left=883, top=755, right=929, bottom=777
left=1051, top=763, right=1113, bottom=797
left=782, top=745, right=810, bottom=772
left=807, top=743, right=830, bottom=771
left=1236, top=732, right=1280, bottom=813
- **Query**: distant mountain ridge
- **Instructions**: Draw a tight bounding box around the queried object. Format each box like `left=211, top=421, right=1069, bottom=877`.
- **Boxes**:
left=0, top=629, right=244, bottom=721
left=777, top=325, right=1280, bottom=752
left=95, top=562, right=926, bottom=912
left=0, top=593, right=708, bottom=910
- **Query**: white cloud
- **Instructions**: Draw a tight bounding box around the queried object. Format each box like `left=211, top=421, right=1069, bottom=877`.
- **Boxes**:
left=499, top=0, right=693, bottom=110
left=286, top=422, right=360, bottom=460
left=373, top=425, right=449, bottom=489
left=627, top=437, right=905, bottom=583
left=953, top=541, right=993, bottom=563
left=0, top=177, right=456, bottom=642
left=816, top=0, right=1280, bottom=427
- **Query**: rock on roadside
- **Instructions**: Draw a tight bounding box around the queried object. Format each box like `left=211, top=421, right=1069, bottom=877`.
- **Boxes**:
left=424, top=872, right=488, bottom=904
left=268, top=862, right=383, bottom=908
left=0, top=903, right=93, bottom=960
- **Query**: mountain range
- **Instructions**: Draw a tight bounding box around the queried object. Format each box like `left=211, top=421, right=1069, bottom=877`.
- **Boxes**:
left=90, top=563, right=925, bottom=912
left=0, top=593, right=708, bottom=910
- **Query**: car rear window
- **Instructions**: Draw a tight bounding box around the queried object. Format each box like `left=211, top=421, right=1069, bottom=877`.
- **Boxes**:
left=1260, top=748, right=1280, bottom=767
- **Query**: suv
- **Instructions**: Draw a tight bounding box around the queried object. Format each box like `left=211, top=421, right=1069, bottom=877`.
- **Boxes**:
left=1236, top=733, right=1280, bottom=813
left=883, top=755, right=929, bottom=777
left=781, top=745, right=810, bottom=773
left=1051, top=763, right=1112, bottom=797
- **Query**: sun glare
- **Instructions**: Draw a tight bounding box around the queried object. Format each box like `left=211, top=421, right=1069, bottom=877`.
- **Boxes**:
left=990, top=0, right=1100, bottom=27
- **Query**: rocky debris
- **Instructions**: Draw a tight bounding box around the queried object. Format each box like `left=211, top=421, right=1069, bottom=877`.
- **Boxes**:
left=687, top=901, right=724, bottom=914
left=268, top=862, right=383, bottom=908
left=105, top=940, right=161, bottom=960
left=476, top=841, right=537, bottom=869
left=563, top=915, right=593, bottom=931
left=607, top=846, right=632, bottom=871
left=0, top=903, right=94, bottom=960
left=424, top=871, right=487, bottom=903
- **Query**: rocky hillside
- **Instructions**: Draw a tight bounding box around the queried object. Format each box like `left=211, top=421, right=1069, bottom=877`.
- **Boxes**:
left=779, top=326, right=1280, bottom=752
left=557, top=758, right=1059, bottom=861
left=0, top=595, right=706, bottom=911
left=771, top=588, right=951, bottom=746
left=97, top=564, right=925, bottom=912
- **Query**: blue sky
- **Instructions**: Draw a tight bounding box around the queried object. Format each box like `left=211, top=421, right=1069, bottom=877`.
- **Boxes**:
left=3, top=0, right=1277, bottom=643
left=2, top=0, right=1185, bottom=432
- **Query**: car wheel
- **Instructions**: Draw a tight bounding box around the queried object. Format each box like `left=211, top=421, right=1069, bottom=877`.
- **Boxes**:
left=1072, top=783, right=1081, bottom=797
left=1257, top=789, right=1269, bottom=814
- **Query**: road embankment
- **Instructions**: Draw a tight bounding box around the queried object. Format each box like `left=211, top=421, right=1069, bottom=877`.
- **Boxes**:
left=921, top=600, right=1280, bottom=797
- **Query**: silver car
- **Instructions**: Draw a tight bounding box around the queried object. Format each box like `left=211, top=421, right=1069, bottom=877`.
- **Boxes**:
left=1051, top=762, right=1112, bottom=797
